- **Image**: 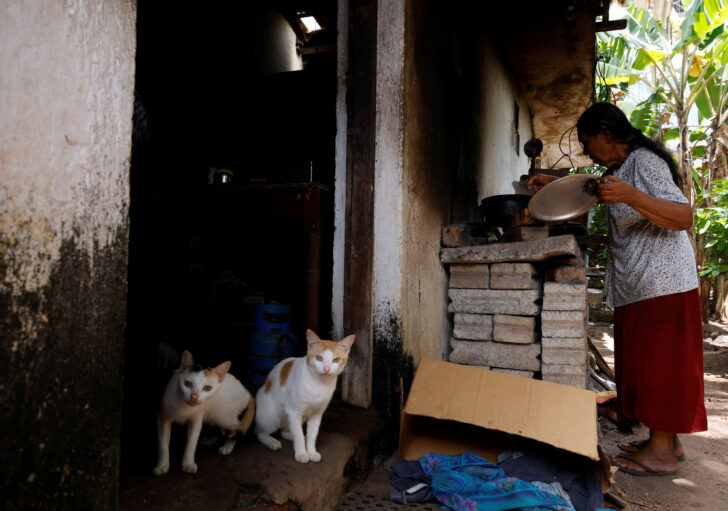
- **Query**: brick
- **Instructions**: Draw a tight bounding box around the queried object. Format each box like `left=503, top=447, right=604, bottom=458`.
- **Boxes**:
left=541, top=347, right=587, bottom=366
left=448, top=289, right=541, bottom=316
left=549, top=255, right=586, bottom=267
left=453, top=313, right=493, bottom=340
left=541, top=310, right=587, bottom=338
left=493, top=315, right=536, bottom=344
left=449, top=264, right=489, bottom=289
left=541, top=337, right=585, bottom=349
left=501, top=225, right=549, bottom=242
left=490, top=263, right=540, bottom=290
left=541, top=374, right=588, bottom=389
left=542, top=282, right=587, bottom=311
left=546, top=266, right=586, bottom=283
left=449, top=338, right=541, bottom=371
left=442, top=224, right=471, bottom=247
left=541, top=362, right=587, bottom=375
left=490, top=367, right=535, bottom=378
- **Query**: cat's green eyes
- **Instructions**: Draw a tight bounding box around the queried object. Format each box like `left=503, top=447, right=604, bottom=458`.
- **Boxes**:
left=203, top=385, right=213, bottom=392
left=333, top=357, right=341, bottom=363
left=315, top=355, right=323, bottom=361
left=183, top=381, right=192, bottom=388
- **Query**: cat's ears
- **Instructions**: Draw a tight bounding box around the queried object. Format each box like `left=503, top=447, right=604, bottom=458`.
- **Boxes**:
left=180, top=350, right=194, bottom=371
left=306, top=329, right=321, bottom=348
left=211, top=361, right=231, bottom=383
left=338, top=334, right=356, bottom=354
left=306, top=329, right=356, bottom=353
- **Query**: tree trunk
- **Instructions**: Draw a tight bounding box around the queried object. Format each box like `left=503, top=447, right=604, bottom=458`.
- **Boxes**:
left=700, top=276, right=713, bottom=321
left=715, top=275, right=728, bottom=322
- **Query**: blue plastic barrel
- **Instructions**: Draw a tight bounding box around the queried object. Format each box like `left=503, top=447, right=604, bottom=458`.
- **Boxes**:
left=253, top=303, right=292, bottom=332
left=244, top=304, right=298, bottom=387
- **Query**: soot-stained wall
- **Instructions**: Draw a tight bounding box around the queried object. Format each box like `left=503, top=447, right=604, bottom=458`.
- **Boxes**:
left=0, top=1, right=136, bottom=509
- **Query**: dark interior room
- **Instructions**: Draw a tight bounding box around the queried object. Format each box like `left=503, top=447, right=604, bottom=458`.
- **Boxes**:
left=122, top=0, right=338, bottom=479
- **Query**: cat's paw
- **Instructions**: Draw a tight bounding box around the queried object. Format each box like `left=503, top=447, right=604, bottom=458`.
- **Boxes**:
left=152, top=463, right=169, bottom=476
left=258, top=434, right=282, bottom=451
left=308, top=450, right=322, bottom=462
left=182, top=461, right=198, bottom=474
left=219, top=441, right=236, bottom=455
left=294, top=451, right=310, bottom=463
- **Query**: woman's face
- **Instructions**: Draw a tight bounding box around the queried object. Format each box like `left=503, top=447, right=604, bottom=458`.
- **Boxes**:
left=579, top=131, right=624, bottom=169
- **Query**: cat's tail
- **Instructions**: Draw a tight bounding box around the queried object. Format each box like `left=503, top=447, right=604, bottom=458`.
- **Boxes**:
left=238, top=396, right=256, bottom=435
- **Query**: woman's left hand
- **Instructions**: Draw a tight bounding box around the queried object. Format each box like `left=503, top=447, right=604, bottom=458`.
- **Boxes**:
left=596, top=176, right=635, bottom=205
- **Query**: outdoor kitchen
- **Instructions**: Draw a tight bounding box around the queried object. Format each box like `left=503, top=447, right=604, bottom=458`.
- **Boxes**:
left=439, top=160, right=614, bottom=392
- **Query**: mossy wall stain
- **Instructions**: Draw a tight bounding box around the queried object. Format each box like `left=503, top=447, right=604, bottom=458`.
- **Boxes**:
left=372, top=311, right=415, bottom=424
left=0, top=234, right=128, bottom=510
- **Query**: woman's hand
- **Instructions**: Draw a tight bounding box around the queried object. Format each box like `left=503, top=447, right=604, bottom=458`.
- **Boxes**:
left=596, top=175, right=635, bottom=204
left=598, top=175, right=693, bottom=231
left=524, top=174, right=559, bottom=193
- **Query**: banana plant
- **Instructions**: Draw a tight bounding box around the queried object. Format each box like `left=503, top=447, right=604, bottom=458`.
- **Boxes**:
left=596, top=0, right=728, bottom=318
left=596, top=0, right=728, bottom=201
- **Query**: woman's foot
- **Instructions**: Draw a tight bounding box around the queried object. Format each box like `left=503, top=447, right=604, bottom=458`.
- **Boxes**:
left=612, top=431, right=680, bottom=476
left=617, top=434, right=685, bottom=461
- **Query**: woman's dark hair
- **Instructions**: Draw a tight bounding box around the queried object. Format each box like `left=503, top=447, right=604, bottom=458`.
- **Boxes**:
left=576, top=102, right=680, bottom=186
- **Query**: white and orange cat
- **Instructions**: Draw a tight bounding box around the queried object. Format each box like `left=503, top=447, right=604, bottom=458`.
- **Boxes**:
left=153, top=351, right=255, bottom=475
left=255, top=329, right=355, bottom=463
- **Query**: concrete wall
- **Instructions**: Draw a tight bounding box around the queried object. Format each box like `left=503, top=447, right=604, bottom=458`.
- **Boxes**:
left=0, top=1, right=136, bottom=509
left=249, top=5, right=303, bottom=74
left=395, top=1, right=533, bottom=366
left=472, top=36, right=533, bottom=201
left=399, top=0, right=458, bottom=364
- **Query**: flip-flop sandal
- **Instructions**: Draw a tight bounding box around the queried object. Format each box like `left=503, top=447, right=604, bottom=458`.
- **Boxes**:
left=611, top=453, right=678, bottom=477
left=617, top=440, right=686, bottom=461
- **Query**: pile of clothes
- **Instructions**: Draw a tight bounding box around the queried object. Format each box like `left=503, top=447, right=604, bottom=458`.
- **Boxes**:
left=389, top=451, right=610, bottom=511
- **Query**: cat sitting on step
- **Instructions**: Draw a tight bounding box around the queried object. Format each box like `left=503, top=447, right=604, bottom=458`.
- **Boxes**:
left=255, top=329, right=355, bottom=463
left=153, top=351, right=255, bottom=475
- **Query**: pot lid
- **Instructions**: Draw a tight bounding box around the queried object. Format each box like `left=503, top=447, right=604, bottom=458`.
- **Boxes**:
left=528, top=174, right=600, bottom=222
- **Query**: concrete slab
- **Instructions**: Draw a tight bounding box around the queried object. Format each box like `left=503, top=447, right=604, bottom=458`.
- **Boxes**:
left=440, top=235, right=579, bottom=264
left=119, top=405, right=384, bottom=511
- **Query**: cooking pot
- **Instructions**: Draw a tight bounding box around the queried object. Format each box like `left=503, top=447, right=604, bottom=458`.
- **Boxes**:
left=480, top=194, right=531, bottom=228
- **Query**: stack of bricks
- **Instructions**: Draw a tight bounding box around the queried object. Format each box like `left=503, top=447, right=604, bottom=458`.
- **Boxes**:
left=440, top=235, right=590, bottom=388
left=447, top=262, right=542, bottom=378
left=540, top=256, right=589, bottom=388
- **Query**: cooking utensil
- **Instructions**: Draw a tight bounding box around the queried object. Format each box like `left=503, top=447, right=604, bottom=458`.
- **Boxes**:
left=527, top=174, right=600, bottom=222
left=480, top=194, right=532, bottom=228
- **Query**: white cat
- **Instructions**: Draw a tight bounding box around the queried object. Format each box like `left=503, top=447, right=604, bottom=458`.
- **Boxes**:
left=153, top=351, right=255, bottom=475
left=255, top=329, right=355, bottom=463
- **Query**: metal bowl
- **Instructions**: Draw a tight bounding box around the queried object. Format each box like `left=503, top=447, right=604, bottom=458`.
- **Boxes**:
left=528, top=174, right=599, bottom=222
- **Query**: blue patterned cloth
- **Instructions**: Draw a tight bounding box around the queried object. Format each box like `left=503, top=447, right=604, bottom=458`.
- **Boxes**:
left=418, top=452, right=575, bottom=511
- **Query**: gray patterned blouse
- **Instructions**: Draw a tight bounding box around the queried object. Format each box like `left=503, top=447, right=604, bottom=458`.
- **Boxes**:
left=604, top=147, right=698, bottom=308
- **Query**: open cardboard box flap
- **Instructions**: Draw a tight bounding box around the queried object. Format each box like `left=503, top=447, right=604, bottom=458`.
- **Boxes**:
left=400, top=358, right=613, bottom=489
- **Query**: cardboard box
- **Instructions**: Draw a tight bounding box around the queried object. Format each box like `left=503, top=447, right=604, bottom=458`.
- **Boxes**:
left=400, top=358, right=612, bottom=489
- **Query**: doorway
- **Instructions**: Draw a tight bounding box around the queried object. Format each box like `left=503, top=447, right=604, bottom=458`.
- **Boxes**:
left=121, top=0, right=338, bottom=480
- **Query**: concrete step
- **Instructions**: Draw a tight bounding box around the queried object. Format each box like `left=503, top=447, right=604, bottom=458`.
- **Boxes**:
left=119, top=403, right=386, bottom=511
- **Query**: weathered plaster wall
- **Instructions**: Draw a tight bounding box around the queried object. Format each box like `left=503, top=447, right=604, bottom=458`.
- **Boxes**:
left=332, top=0, right=349, bottom=339
left=400, top=0, right=458, bottom=365
left=372, top=0, right=406, bottom=413
left=249, top=5, right=303, bottom=74
left=472, top=37, right=533, bottom=201
left=398, top=1, right=533, bottom=366
left=0, top=1, right=136, bottom=508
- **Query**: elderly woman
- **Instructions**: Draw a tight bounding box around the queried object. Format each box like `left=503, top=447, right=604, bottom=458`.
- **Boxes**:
left=527, top=102, right=707, bottom=476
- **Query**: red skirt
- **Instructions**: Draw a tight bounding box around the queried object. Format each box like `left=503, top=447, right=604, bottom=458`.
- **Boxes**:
left=613, top=288, right=707, bottom=433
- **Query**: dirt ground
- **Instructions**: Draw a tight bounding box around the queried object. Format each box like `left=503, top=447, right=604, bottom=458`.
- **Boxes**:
left=589, top=320, right=728, bottom=510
